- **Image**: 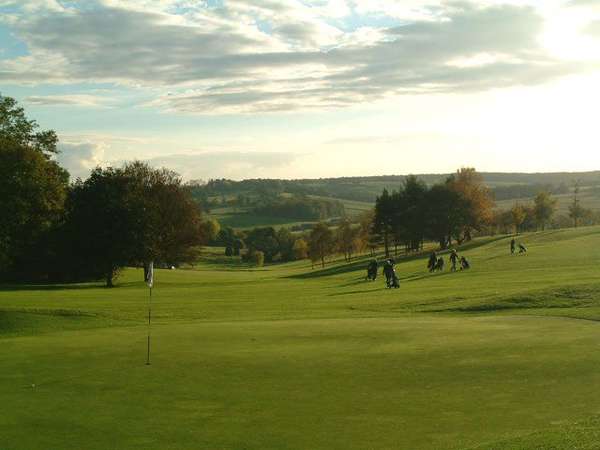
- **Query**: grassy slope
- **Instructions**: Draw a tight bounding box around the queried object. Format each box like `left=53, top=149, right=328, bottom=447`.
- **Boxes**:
left=3, top=227, right=600, bottom=449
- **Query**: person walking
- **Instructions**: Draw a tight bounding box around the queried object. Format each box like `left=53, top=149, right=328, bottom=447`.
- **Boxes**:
left=450, top=249, right=459, bottom=272
left=428, top=251, right=438, bottom=273
left=511, top=238, right=516, bottom=255
left=384, top=258, right=400, bottom=289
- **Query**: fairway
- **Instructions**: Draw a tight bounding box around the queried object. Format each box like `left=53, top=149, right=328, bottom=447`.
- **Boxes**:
left=3, top=227, right=600, bottom=449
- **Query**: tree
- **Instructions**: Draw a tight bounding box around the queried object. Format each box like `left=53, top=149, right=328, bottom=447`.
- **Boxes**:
left=64, top=162, right=204, bottom=286
left=0, top=138, right=69, bottom=279
left=122, top=161, right=204, bottom=267
left=358, top=210, right=378, bottom=256
left=217, top=227, right=236, bottom=252
left=275, top=227, right=296, bottom=262
left=233, top=239, right=244, bottom=256
left=201, top=218, right=221, bottom=243
left=336, top=218, right=357, bottom=261
left=520, top=205, right=537, bottom=233
left=511, top=204, right=526, bottom=234
left=252, top=251, right=265, bottom=267
left=309, top=223, right=335, bottom=268
left=396, top=176, right=428, bottom=252
left=0, top=95, right=58, bottom=156
left=0, top=96, right=69, bottom=281
left=373, top=189, right=394, bottom=257
left=534, top=191, right=557, bottom=231
left=292, top=238, right=309, bottom=260
left=569, top=181, right=585, bottom=228
left=491, top=209, right=514, bottom=235
left=64, top=167, right=139, bottom=286
left=447, top=168, right=494, bottom=241
left=424, top=184, right=465, bottom=249
left=244, top=227, right=279, bottom=262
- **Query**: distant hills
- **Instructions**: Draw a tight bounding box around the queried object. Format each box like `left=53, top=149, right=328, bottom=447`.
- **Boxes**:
left=188, top=171, right=600, bottom=229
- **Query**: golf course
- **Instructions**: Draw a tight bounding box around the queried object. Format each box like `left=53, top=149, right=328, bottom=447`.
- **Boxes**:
left=3, top=226, right=600, bottom=450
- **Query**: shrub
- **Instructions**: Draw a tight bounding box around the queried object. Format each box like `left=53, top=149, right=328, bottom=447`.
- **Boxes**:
left=253, top=251, right=265, bottom=267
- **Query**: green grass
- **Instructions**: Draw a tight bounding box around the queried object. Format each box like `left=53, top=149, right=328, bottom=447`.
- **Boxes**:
left=3, top=227, right=600, bottom=449
left=208, top=195, right=372, bottom=230
left=207, top=206, right=310, bottom=229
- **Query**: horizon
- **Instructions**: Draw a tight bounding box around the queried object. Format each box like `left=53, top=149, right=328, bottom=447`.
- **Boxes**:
left=1, top=0, right=600, bottom=180
left=187, top=168, right=600, bottom=183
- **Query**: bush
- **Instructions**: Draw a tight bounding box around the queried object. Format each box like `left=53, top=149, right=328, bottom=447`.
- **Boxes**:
left=253, top=251, right=265, bottom=267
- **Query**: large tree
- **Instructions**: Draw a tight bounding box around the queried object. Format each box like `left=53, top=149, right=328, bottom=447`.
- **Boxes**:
left=0, top=96, right=69, bottom=281
left=394, top=176, right=428, bottom=252
left=424, top=184, right=465, bottom=249
left=64, top=167, right=139, bottom=286
left=0, top=95, right=58, bottom=156
left=373, top=189, right=394, bottom=257
left=447, top=168, right=494, bottom=241
left=64, top=162, right=204, bottom=286
left=122, top=161, right=204, bottom=267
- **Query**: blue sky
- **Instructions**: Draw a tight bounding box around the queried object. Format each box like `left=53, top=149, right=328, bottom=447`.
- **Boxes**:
left=1, top=0, right=599, bottom=180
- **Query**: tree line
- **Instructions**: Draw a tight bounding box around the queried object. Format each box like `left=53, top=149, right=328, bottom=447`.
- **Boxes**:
left=373, top=169, right=494, bottom=256
left=204, top=214, right=374, bottom=269
left=0, top=96, right=205, bottom=286
left=3, top=95, right=596, bottom=283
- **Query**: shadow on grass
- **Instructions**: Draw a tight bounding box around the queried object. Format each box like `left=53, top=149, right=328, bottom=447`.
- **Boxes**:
left=0, top=308, right=98, bottom=317
left=0, top=282, right=113, bottom=292
left=0, top=277, right=149, bottom=292
left=429, top=284, right=600, bottom=314
left=328, top=288, right=387, bottom=297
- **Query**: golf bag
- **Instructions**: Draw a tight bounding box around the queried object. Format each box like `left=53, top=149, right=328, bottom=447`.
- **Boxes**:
left=460, top=257, right=470, bottom=270
left=435, top=257, right=445, bottom=272
left=387, top=273, right=400, bottom=289
left=366, top=263, right=378, bottom=281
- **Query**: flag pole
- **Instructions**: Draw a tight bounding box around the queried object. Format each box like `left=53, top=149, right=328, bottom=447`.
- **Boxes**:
left=146, top=285, right=152, bottom=365
left=145, top=261, right=154, bottom=366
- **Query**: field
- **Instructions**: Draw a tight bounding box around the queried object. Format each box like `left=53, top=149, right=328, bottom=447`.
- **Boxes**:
left=208, top=196, right=372, bottom=230
left=3, top=227, right=600, bottom=449
left=496, top=190, right=600, bottom=216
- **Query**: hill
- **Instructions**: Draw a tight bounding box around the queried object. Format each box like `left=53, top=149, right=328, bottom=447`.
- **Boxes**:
left=3, top=226, right=600, bottom=449
left=192, top=171, right=600, bottom=229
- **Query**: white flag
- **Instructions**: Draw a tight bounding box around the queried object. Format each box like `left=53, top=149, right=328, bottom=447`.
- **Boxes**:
left=145, top=261, right=154, bottom=288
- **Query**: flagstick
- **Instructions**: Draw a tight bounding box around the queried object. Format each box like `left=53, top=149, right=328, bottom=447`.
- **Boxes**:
left=146, top=285, right=152, bottom=365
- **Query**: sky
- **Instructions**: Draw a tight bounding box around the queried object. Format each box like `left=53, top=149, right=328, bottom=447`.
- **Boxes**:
left=1, top=0, right=599, bottom=180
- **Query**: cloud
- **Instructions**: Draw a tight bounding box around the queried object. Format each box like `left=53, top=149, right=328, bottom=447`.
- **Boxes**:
left=569, top=0, right=599, bottom=6
left=144, top=151, right=299, bottom=180
left=584, top=20, right=600, bottom=37
left=0, top=1, right=592, bottom=113
left=57, top=141, right=106, bottom=179
left=25, top=94, right=111, bottom=107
